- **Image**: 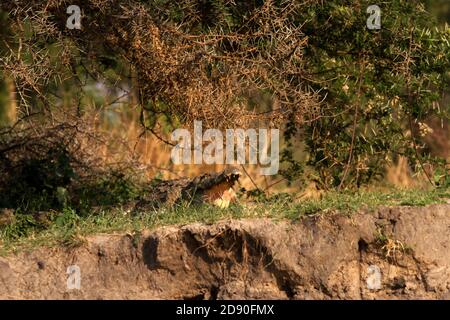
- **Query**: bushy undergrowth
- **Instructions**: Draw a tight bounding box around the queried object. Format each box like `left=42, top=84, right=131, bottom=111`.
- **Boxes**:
left=0, top=119, right=144, bottom=213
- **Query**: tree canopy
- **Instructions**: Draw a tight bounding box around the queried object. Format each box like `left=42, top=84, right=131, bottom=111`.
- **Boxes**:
left=0, top=0, right=449, bottom=191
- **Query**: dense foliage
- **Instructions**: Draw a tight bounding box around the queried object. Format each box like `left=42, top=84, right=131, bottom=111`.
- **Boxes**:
left=285, top=1, right=450, bottom=188
left=0, top=0, right=449, bottom=199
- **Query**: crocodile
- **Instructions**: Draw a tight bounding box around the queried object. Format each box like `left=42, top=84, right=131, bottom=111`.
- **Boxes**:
left=132, top=167, right=242, bottom=213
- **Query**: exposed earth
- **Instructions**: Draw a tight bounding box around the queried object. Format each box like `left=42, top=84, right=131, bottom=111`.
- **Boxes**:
left=0, top=204, right=449, bottom=300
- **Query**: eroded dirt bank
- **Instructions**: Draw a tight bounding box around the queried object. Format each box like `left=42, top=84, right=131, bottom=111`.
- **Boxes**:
left=0, top=204, right=449, bottom=300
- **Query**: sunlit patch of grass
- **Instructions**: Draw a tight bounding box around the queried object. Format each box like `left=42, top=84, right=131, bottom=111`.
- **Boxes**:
left=0, top=187, right=448, bottom=255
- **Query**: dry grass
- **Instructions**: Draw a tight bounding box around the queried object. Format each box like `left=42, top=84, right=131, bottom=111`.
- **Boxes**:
left=90, top=108, right=448, bottom=193
left=93, top=108, right=284, bottom=191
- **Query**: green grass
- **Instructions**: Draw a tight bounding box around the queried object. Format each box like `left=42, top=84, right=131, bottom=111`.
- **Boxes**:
left=0, top=187, right=449, bottom=256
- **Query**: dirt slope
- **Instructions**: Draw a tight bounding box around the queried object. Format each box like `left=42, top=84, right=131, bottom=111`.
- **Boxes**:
left=0, top=204, right=449, bottom=300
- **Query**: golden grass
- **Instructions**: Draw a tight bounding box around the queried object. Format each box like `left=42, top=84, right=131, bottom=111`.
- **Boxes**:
left=87, top=107, right=447, bottom=193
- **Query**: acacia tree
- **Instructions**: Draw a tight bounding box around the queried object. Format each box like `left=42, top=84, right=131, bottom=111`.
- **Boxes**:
left=0, top=0, right=449, bottom=191
left=0, top=0, right=318, bottom=129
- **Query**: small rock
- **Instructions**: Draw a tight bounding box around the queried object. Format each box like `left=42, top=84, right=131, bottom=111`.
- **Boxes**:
left=425, top=266, right=450, bottom=292
left=367, top=265, right=382, bottom=290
